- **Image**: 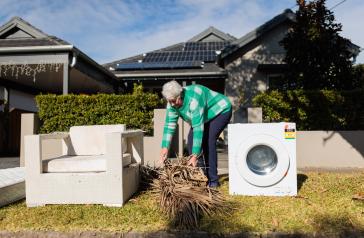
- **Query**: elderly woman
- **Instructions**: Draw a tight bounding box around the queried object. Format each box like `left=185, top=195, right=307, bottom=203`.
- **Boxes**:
left=160, top=80, right=232, bottom=187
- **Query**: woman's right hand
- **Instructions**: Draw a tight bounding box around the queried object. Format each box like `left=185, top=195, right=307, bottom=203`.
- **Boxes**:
left=160, top=148, right=169, bottom=165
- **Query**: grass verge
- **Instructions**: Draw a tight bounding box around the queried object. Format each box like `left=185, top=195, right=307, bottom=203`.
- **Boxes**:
left=0, top=171, right=363, bottom=235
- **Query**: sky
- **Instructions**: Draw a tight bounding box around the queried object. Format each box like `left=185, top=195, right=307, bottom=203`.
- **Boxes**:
left=0, top=0, right=363, bottom=64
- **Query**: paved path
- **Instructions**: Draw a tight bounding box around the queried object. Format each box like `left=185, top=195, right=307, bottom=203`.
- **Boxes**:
left=217, top=150, right=228, bottom=175
left=0, top=157, right=19, bottom=169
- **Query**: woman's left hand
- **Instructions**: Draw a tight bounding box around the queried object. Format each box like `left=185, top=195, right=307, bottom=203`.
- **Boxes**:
left=187, top=155, right=198, bottom=167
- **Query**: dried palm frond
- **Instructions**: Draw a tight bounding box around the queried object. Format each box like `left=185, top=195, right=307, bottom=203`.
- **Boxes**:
left=140, top=157, right=229, bottom=229
left=139, top=164, right=161, bottom=191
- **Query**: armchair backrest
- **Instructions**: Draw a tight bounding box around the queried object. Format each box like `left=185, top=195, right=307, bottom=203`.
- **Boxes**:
left=63, top=124, right=126, bottom=156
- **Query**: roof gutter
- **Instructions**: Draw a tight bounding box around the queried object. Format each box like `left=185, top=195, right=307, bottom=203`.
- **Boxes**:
left=69, top=51, right=77, bottom=68
left=0, top=45, right=74, bottom=53
left=72, top=48, right=118, bottom=81
left=115, top=71, right=227, bottom=78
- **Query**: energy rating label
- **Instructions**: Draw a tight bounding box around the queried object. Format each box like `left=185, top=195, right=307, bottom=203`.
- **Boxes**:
left=284, top=124, right=296, bottom=139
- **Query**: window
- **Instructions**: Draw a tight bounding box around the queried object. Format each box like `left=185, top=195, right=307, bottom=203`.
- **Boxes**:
left=267, top=74, right=284, bottom=90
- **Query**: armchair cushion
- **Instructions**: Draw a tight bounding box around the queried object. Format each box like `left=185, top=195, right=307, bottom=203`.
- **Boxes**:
left=42, top=153, right=132, bottom=173
left=67, top=124, right=126, bottom=156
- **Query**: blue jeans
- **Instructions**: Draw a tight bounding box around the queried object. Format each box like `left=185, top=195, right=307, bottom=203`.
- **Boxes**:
left=187, top=109, right=232, bottom=183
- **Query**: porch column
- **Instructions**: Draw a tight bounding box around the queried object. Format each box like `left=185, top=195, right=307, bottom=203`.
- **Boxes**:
left=63, top=62, right=69, bottom=95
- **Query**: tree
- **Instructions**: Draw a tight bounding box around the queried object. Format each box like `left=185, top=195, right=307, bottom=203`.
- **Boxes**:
left=281, top=0, right=356, bottom=90
left=353, top=64, right=364, bottom=89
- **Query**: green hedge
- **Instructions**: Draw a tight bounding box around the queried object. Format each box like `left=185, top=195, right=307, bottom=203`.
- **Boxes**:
left=252, top=90, right=364, bottom=130
left=36, top=85, right=163, bottom=134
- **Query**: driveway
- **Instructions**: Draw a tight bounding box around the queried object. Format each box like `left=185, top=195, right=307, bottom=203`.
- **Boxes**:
left=0, top=157, right=19, bottom=169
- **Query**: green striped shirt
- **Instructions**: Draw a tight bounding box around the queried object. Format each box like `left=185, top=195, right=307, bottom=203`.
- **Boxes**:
left=161, top=85, right=231, bottom=155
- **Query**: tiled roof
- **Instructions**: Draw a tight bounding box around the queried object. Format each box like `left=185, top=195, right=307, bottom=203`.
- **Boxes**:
left=104, top=43, right=185, bottom=67
left=5, top=16, right=48, bottom=37
left=0, top=16, right=71, bottom=47
left=113, top=62, right=226, bottom=76
left=221, top=9, right=296, bottom=59
left=220, top=9, right=361, bottom=59
left=0, top=37, right=70, bottom=47
left=187, top=26, right=236, bottom=42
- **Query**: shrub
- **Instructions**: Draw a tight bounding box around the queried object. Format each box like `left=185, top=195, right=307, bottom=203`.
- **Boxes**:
left=253, top=90, right=364, bottom=130
left=36, top=85, right=163, bottom=134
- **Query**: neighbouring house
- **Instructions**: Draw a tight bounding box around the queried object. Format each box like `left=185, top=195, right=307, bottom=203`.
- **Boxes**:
left=0, top=17, right=118, bottom=155
left=106, top=9, right=361, bottom=123
left=104, top=9, right=300, bottom=119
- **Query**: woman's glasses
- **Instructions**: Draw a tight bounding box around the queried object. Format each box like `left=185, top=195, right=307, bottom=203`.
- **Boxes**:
left=168, top=96, right=180, bottom=107
left=168, top=98, right=178, bottom=104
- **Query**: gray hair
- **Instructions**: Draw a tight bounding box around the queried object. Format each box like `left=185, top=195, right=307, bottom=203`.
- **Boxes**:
left=162, top=80, right=183, bottom=100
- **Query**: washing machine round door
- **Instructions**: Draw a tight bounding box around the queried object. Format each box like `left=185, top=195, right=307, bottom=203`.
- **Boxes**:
left=235, top=134, right=290, bottom=187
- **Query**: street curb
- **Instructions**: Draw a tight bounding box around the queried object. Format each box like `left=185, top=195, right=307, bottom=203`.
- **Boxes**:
left=0, top=231, right=363, bottom=238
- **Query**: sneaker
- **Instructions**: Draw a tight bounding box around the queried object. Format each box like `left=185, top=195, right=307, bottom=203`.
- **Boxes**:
left=208, top=181, right=220, bottom=188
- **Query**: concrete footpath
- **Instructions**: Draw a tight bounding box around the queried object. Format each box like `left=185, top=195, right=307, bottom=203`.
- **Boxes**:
left=0, top=157, right=19, bottom=169
left=0, top=230, right=363, bottom=238
left=217, top=149, right=228, bottom=175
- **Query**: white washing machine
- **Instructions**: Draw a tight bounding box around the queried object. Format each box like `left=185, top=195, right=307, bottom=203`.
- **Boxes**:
left=228, top=123, right=297, bottom=196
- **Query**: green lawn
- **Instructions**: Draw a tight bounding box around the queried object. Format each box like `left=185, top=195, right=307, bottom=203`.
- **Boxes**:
left=0, top=171, right=363, bottom=235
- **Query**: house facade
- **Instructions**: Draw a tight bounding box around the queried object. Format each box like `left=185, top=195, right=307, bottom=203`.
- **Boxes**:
left=105, top=9, right=297, bottom=122
left=220, top=9, right=295, bottom=122
left=0, top=17, right=118, bottom=155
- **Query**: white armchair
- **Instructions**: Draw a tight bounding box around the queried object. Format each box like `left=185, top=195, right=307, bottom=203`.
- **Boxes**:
left=24, top=124, right=143, bottom=207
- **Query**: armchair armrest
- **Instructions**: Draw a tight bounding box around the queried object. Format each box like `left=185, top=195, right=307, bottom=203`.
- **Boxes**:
left=122, top=130, right=144, bottom=164
left=39, top=132, right=69, bottom=140
left=25, top=132, right=70, bottom=174
left=24, top=134, right=43, bottom=174
left=121, top=130, right=144, bottom=138
left=105, top=129, right=144, bottom=171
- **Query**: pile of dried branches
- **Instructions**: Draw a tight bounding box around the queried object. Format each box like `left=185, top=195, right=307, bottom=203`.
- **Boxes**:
left=140, top=157, right=229, bottom=229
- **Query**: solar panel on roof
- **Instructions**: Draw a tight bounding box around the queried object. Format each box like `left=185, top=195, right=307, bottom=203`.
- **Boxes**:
left=125, top=41, right=229, bottom=67
left=143, top=52, right=170, bottom=62
left=184, top=41, right=230, bottom=51
left=116, top=63, right=145, bottom=70
left=193, top=50, right=217, bottom=62
left=143, top=51, right=217, bottom=62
